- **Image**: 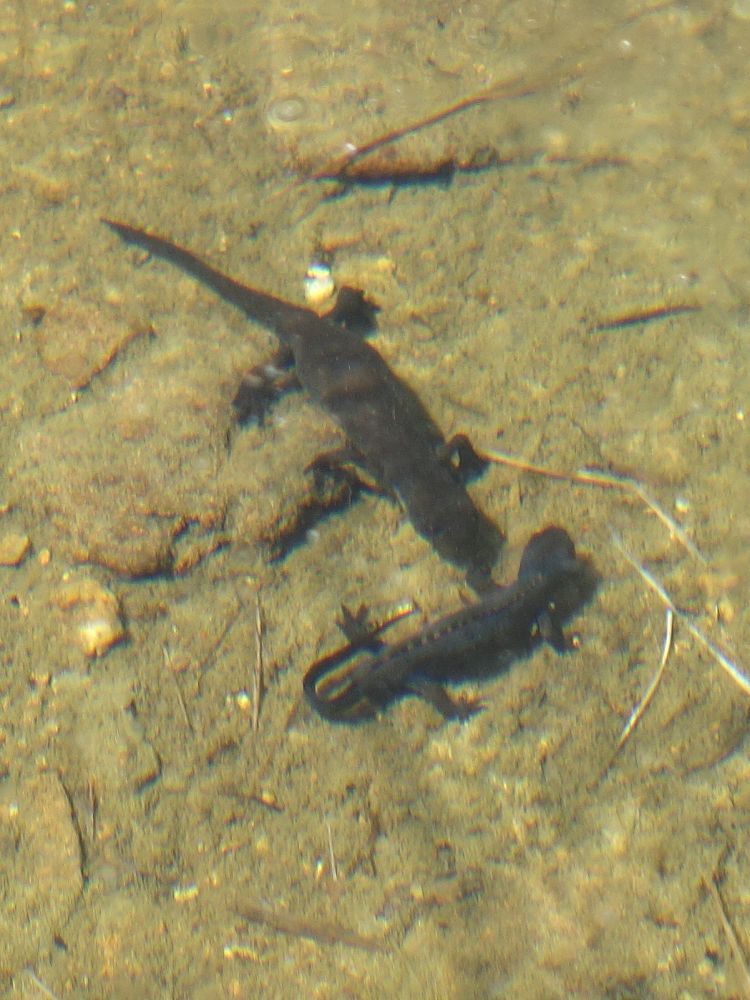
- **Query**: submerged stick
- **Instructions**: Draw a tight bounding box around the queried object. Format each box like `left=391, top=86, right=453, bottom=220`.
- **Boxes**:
left=704, top=878, right=750, bottom=998
left=481, top=448, right=706, bottom=563
left=307, top=74, right=536, bottom=182
left=614, top=607, right=673, bottom=755
left=590, top=303, right=701, bottom=331
left=611, top=534, right=750, bottom=697
left=236, top=901, right=387, bottom=952
left=252, top=593, right=264, bottom=733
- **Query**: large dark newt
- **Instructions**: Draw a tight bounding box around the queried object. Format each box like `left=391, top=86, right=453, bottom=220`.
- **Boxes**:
left=102, top=219, right=503, bottom=584
left=304, top=526, right=597, bottom=722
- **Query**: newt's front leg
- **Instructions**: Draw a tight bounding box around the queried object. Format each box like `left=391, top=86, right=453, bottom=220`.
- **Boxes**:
left=232, top=346, right=297, bottom=425
left=439, top=433, right=489, bottom=483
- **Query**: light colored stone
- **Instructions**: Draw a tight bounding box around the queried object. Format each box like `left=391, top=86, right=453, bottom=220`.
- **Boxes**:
left=0, top=531, right=30, bottom=566
left=53, top=576, right=126, bottom=657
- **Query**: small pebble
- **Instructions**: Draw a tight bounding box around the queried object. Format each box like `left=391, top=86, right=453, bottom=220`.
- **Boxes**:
left=54, top=577, right=125, bottom=657
left=304, top=262, right=335, bottom=305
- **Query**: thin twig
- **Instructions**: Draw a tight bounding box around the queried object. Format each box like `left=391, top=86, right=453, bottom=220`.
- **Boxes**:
left=23, top=969, right=61, bottom=1000
left=326, top=820, right=338, bottom=882
left=87, top=777, right=98, bottom=845
left=252, top=593, right=264, bottom=733
left=627, top=480, right=706, bottom=564
left=615, top=607, right=673, bottom=755
left=162, top=645, right=193, bottom=733
left=236, top=901, right=386, bottom=952
left=196, top=601, right=244, bottom=672
left=307, top=74, right=535, bottom=181
left=611, top=534, right=750, bottom=697
left=704, top=878, right=750, bottom=998
left=481, top=448, right=706, bottom=563
left=590, top=302, right=701, bottom=331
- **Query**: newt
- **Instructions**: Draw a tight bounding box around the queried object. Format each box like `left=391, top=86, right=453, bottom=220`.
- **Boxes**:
left=303, top=526, right=597, bottom=722
left=103, top=219, right=503, bottom=585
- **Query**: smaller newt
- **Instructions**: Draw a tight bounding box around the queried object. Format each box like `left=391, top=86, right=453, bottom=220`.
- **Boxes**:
left=303, top=526, right=597, bottom=723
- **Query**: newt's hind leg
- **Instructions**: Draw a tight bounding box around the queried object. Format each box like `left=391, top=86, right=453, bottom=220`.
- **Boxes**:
left=336, top=605, right=387, bottom=652
left=306, top=446, right=390, bottom=499
left=407, top=677, right=484, bottom=721
left=266, top=447, right=386, bottom=562
left=337, top=602, right=418, bottom=651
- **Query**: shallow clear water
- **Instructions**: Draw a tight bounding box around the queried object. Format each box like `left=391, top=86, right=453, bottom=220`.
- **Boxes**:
left=1, top=2, right=749, bottom=996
